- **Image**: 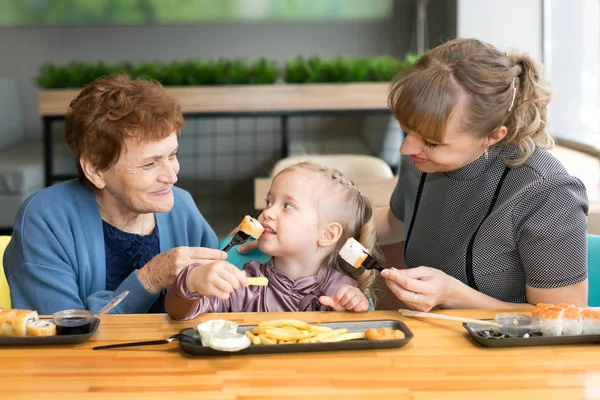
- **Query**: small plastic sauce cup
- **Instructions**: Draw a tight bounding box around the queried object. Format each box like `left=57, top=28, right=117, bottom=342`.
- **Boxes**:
left=52, top=309, right=94, bottom=335
left=494, top=313, right=540, bottom=336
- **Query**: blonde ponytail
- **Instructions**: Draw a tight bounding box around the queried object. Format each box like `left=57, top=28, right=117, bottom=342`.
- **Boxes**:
left=503, top=54, right=554, bottom=166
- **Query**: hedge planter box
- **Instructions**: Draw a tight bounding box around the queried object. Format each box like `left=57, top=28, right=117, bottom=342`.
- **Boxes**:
left=38, top=82, right=391, bottom=117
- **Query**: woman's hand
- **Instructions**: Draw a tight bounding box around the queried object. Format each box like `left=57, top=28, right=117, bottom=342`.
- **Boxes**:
left=186, top=260, right=249, bottom=300
left=381, top=267, right=458, bottom=312
left=137, top=246, right=227, bottom=293
left=319, top=285, right=370, bottom=312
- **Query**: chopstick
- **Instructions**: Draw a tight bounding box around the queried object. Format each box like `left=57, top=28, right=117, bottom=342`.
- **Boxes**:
left=399, top=309, right=502, bottom=328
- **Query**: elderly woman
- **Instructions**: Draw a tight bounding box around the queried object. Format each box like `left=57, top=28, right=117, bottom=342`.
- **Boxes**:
left=4, top=72, right=224, bottom=314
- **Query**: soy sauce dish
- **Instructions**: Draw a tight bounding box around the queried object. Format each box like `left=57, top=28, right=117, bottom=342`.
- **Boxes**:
left=52, top=309, right=94, bottom=335
left=477, top=313, right=542, bottom=339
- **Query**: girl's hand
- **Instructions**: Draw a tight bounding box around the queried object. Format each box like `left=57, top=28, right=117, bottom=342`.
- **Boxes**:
left=381, top=266, right=457, bottom=311
left=187, top=260, right=249, bottom=300
left=319, top=285, right=370, bottom=312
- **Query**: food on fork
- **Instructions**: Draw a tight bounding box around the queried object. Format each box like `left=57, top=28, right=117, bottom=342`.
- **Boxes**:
left=221, top=215, right=265, bottom=252
left=339, top=237, right=384, bottom=272
left=238, top=215, right=264, bottom=240
left=365, top=327, right=405, bottom=340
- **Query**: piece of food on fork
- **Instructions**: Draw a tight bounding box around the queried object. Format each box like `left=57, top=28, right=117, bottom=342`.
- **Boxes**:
left=221, top=215, right=265, bottom=252
left=339, top=237, right=384, bottom=272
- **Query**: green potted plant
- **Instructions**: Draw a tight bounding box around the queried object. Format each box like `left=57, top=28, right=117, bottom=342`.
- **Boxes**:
left=37, top=54, right=420, bottom=116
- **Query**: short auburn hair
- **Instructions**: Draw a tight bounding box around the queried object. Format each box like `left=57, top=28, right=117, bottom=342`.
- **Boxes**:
left=65, top=72, right=184, bottom=187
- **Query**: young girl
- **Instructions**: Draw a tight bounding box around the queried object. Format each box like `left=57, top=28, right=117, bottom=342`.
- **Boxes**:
left=165, top=162, right=383, bottom=319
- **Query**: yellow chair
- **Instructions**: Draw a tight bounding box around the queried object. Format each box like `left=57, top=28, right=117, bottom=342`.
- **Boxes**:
left=0, top=235, right=11, bottom=309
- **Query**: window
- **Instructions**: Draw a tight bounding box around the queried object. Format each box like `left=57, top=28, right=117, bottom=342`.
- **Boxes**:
left=544, top=0, right=600, bottom=149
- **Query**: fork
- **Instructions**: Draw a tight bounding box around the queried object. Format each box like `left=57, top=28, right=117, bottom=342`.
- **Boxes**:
left=221, top=231, right=251, bottom=253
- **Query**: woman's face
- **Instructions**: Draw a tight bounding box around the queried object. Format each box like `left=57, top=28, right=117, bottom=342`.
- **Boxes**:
left=98, top=132, right=180, bottom=216
left=399, top=106, right=488, bottom=173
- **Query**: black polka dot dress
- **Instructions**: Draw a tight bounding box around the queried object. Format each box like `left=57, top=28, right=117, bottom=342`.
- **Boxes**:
left=390, top=145, right=589, bottom=303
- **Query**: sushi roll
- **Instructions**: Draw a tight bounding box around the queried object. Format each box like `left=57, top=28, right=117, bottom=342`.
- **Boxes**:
left=339, top=238, right=383, bottom=272
left=12, top=309, right=39, bottom=336
left=0, top=309, right=39, bottom=337
left=581, top=308, right=600, bottom=335
left=0, top=309, right=16, bottom=336
left=26, top=319, right=57, bottom=336
left=531, top=303, right=553, bottom=318
left=538, top=306, right=565, bottom=337
left=561, top=306, right=583, bottom=336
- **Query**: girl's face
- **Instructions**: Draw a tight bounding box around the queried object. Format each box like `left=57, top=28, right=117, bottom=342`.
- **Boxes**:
left=257, top=169, right=327, bottom=259
left=399, top=106, right=489, bottom=173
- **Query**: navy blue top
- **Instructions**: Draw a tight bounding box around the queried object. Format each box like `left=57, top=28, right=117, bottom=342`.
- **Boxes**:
left=103, top=221, right=165, bottom=313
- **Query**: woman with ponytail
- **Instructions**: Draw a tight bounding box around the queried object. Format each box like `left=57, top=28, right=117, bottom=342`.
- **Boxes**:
left=166, top=162, right=383, bottom=319
left=379, top=38, right=588, bottom=311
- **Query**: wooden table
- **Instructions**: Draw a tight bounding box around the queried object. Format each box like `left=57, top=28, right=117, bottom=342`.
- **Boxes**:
left=2, top=309, right=599, bottom=399
left=254, top=176, right=398, bottom=209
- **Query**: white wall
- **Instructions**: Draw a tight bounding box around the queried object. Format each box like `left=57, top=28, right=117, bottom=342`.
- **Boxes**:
left=457, top=0, right=543, bottom=62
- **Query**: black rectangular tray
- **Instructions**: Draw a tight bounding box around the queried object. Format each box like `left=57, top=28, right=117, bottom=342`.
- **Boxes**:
left=463, top=321, right=600, bottom=348
left=179, top=319, right=413, bottom=356
left=0, top=317, right=100, bottom=346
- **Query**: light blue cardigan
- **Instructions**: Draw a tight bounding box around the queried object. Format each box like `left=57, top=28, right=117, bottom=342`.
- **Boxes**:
left=4, top=180, right=218, bottom=314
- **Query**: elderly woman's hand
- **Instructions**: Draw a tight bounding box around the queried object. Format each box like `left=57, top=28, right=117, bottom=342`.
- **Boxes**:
left=380, top=267, right=459, bottom=312
left=137, top=247, right=227, bottom=293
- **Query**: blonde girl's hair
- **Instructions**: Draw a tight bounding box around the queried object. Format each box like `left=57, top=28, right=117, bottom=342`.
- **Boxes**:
left=278, top=162, right=384, bottom=307
left=388, top=38, right=554, bottom=167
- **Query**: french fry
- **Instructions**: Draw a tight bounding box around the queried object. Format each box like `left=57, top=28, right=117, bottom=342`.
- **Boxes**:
left=247, top=319, right=368, bottom=346
left=247, top=277, right=268, bottom=286
left=320, top=331, right=366, bottom=343
left=245, top=331, right=261, bottom=345
left=309, top=325, right=334, bottom=334
left=258, top=333, right=277, bottom=345
left=264, top=327, right=310, bottom=341
left=251, top=326, right=272, bottom=335
left=257, top=319, right=311, bottom=330
left=307, top=328, right=349, bottom=343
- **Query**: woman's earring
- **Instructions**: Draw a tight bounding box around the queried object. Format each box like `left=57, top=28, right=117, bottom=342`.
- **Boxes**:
left=484, top=147, right=489, bottom=160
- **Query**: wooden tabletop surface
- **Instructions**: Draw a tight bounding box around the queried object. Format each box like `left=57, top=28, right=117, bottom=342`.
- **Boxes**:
left=2, top=309, right=599, bottom=399
left=254, top=176, right=398, bottom=209
left=38, top=83, right=390, bottom=116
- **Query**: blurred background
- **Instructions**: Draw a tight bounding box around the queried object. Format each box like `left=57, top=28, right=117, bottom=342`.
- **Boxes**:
left=0, top=0, right=597, bottom=237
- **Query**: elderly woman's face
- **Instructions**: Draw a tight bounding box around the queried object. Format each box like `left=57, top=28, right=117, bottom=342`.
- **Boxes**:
left=99, top=132, right=180, bottom=215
